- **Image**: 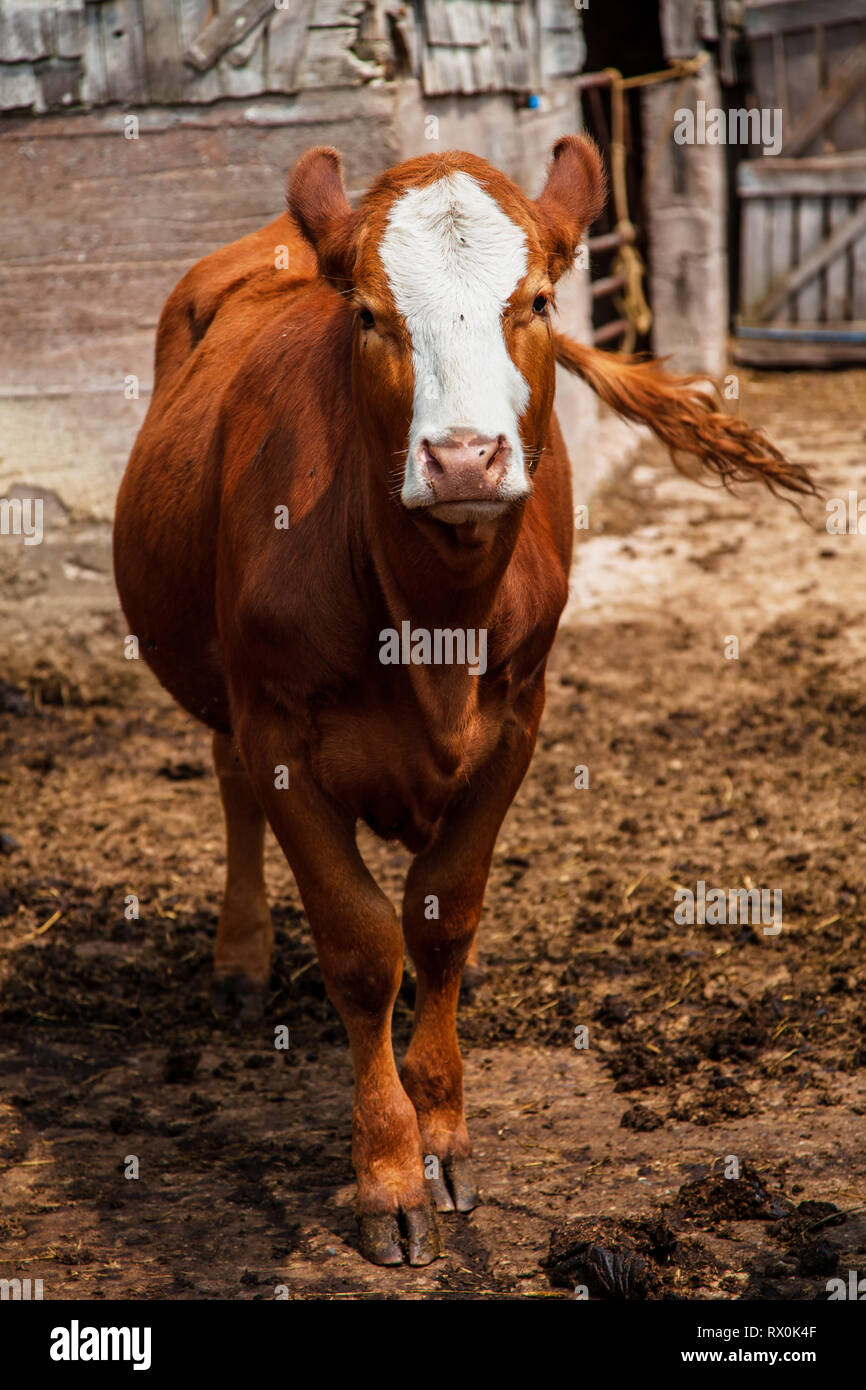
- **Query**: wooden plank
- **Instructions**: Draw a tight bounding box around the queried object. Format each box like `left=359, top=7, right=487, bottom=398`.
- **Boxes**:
left=0, top=3, right=51, bottom=62
left=466, top=40, right=497, bottom=92
left=490, top=0, right=532, bottom=88
left=782, top=38, right=866, bottom=155
left=732, top=323, right=866, bottom=366
left=267, top=0, right=315, bottom=92
left=175, top=0, right=221, bottom=102
left=825, top=195, right=852, bottom=320
left=425, top=0, right=485, bottom=48
left=768, top=197, right=794, bottom=322
left=745, top=0, right=866, bottom=39
left=591, top=272, right=626, bottom=300
left=738, top=152, right=866, bottom=198
left=100, top=0, right=148, bottom=104
left=541, top=27, right=584, bottom=78
left=660, top=0, right=700, bottom=59
left=421, top=1, right=535, bottom=92
left=853, top=211, right=866, bottom=319
left=81, top=0, right=109, bottom=104
left=56, top=1, right=86, bottom=59
left=40, top=4, right=59, bottom=56
left=733, top=341, right=866, bottom=364
left=184, top=0, right=274, bottom=72
left=776, top=25, right=820, bottom=143
left=312, top=0, right=366, bottom=23
left=816, top=13, right=827, bottom=91
left=593, top=317, right=629, bottom=347
left=747, top=32, right=775, bottom=110
left=762, top=191, right=774, bottom=312
left=450, top=44, right=477, bottom=93
left=39, top=57, right=83, bottom=109
left=826, top=19, right=866, bottom=151
left=753, top=198, right=866, bottom=319
left=796, top=196, right=824, bottom=321
left=539, top=0, right=579, bottom=29
left=0, top=60, right=38, bottom=109
left=217, top=46, right=266, bottom=96
left=297, top=22, right=373, bottom=87
left=211, top=0, right=269, bottom=97
left=735, top=323, right=866, bottom=340
left=139, top=0, right=187, bottom=103
left=224, top=16, right=265, bottom=67
left=458, top=0, right=492, bottom=50
left=771, top=28, right=788, bottom=114
left=740, top=198, right=771, bottom=318
left=588, top=228, right=635, bottom=253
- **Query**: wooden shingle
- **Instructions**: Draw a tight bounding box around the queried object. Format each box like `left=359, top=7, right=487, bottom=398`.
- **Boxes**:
left=420, top=0, right=537, bottom=95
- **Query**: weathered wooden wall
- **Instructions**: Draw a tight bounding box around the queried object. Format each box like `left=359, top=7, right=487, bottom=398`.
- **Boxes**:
left=0, top=0, right=382, bottom=113
left=0, top=89, right=400, bottom=516
left=0, top=0, right=588, bottom=110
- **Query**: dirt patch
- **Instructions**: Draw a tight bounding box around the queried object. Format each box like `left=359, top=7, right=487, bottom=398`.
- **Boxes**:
left=1, top=369, right=865, bottom=1298
left=545, top=1163, right=854, bottom=1300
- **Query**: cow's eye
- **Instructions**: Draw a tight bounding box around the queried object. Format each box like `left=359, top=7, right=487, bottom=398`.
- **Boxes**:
left=357, top=306, right=375, bottom=329
left=532, top=294, right=548, bottom=315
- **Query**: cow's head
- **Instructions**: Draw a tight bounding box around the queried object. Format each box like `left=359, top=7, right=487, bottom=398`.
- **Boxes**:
left=289, top=138, right=605, bottom=526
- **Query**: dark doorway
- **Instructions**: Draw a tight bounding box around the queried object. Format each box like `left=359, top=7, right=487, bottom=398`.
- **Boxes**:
left=579, top=4, right=665, bottom=350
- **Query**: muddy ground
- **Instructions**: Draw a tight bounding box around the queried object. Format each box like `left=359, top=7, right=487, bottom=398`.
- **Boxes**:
left=1, top=368, right=864, bottom=1300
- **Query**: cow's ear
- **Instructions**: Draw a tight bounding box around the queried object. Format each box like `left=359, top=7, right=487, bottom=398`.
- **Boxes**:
left=535, top=135, right=607, bottom=282
left=288, top=146, right=359, bottom=287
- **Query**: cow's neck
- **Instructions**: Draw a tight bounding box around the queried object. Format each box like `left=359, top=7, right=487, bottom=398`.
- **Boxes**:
left=368, top=507, right=514, bottom=737
left=367, top=483, right=523, bottom=633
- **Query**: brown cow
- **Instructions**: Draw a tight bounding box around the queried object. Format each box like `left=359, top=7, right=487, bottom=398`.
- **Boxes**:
left=113, top=137, right=814, bottom=1266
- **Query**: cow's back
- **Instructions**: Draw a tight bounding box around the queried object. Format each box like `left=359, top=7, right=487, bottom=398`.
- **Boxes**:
left=113, top=214, right=317, bottom=730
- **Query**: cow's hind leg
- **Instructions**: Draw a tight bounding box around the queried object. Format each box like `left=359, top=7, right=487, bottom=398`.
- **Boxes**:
left=211, top=731, right=274, bottom=1024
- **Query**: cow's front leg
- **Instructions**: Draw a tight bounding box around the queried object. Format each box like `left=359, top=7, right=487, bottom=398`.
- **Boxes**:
left=401, top=705, right=541, bottom=1214
left=234, top=710, right=438, bottom=1266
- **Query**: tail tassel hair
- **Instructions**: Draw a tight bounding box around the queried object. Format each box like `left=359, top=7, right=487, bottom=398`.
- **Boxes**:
left=553, top=333, right=818, bottom=500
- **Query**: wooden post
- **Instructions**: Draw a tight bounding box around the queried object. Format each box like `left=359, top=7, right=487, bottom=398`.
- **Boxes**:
left=641, top=1, right=729, bottom=376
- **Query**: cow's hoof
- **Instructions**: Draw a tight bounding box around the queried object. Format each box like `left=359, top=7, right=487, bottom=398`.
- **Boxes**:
left=460, top=962, right=486, bottom=998
left=210, top=972, right=266, bottom=1029
left=429, top=1156, right=479, bottom=1213
left=447, top=1157, right=479, bottom=1212
left=358, top=1204, right=441, bottom=1266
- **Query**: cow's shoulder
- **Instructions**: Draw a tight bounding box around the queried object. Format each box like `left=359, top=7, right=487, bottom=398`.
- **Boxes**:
left=152, top=214, right=317, bottom=393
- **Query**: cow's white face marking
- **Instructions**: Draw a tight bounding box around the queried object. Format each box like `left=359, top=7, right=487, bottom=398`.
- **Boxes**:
left=379, top=172, right=531, bottom=509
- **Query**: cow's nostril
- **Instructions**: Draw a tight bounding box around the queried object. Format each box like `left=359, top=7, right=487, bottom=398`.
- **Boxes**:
left=484, top=436, right=505, bottom=468
left=422, top=440, right=445, bottom=476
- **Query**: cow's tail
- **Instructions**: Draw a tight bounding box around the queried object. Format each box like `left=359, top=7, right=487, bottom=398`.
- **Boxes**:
left=553, top=332, right=818, bottom=501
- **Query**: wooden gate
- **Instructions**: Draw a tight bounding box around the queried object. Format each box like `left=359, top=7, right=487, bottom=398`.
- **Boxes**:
left=734, top=0, right=866, bottom=366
